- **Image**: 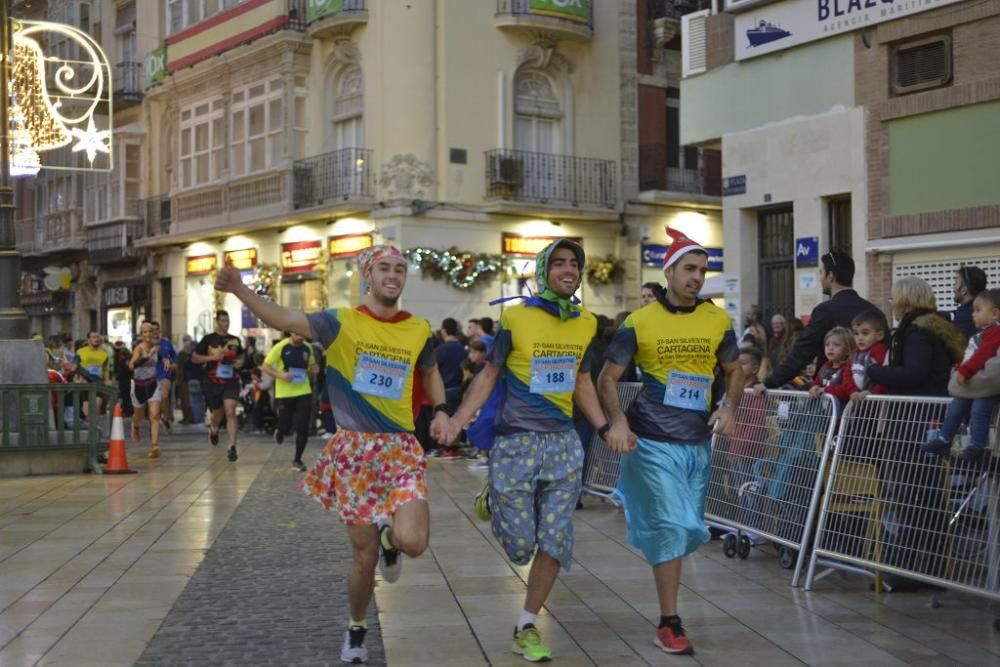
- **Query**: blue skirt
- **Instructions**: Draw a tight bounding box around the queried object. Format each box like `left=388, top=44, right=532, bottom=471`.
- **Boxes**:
left=617, top=437, right=712, bottom=566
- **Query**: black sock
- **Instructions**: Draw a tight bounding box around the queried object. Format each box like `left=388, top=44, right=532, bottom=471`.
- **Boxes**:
left=659, top=615, right=680, bottom=629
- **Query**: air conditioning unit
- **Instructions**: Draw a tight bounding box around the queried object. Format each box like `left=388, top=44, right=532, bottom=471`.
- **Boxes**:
left=491, top=156, right=524, bottom=187
left=652, top=17, right=679, bottom=49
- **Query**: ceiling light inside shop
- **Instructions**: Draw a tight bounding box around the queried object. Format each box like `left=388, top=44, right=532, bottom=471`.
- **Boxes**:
left=518, top=219, right=562, bottom=237
left=329, top=217, right=373, bottom=236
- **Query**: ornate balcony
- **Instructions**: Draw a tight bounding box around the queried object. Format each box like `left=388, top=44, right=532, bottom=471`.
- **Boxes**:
left=494, top=0, right=593, bottom=41
left=638, top=144, right=722, bottom=203
left=293, top=148, right=374, bottom=209
left=87, top=219, right=145, bottom=264
left=485, top=149, right=615, bottom=209
left=306, top=0, right=368, bottom=40
left=113, top=62, right=144, bottom=109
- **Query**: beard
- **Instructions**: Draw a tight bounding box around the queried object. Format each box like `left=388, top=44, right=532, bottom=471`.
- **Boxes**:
left=372, top=289, right=400, bottom=307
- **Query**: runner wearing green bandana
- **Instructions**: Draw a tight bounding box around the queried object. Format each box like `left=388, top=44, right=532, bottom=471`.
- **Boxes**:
left=440, top=239, right=618, bottom=663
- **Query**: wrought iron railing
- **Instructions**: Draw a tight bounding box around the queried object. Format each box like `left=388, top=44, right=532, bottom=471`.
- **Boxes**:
left=495, top=0, right=593, bottom=29
left=638, top=144, right=710, bottom=194
left=293, top=148, right=374, bottom=209
left=484, top=149, right=616, bottom=208
left=87, top=219, right=144, bottom=262
left=287, top=0, right=308, bottom=30
left=140, top=195, right=172, bottom=237
left=113, top=61, right=143, bottom=106
left=305, top=0, right=366, bottom=23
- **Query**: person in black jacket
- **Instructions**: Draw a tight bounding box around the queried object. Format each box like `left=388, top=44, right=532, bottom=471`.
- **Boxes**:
left=864, top=276, right=964, bottom=592
left=950, top=265, right=986, bottom=342
left=760, top=251, right=877, bottom=389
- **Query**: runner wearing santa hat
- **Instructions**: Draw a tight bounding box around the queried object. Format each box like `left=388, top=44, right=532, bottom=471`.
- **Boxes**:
left=597, top=227, right=744, bottom=656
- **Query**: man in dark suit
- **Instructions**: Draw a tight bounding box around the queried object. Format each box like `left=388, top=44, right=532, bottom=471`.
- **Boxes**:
left=951, top=265, right=987, bottom=341
left=760, top=251, right=878, bottom=389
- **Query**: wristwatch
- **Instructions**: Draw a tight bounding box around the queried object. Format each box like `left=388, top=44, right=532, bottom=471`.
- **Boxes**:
left=433, top=403, right=449, bottom=416
left=598, top=423, right=612, bottom=441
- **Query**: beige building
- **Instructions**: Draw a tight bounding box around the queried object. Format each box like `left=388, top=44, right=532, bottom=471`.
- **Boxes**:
left=14, top=1, right=724, bottom=343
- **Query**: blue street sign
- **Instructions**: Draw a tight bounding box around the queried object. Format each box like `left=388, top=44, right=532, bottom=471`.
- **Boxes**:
left=642, top=244, right=724, bottom=272
left=795, top=237, right=819, bottom=268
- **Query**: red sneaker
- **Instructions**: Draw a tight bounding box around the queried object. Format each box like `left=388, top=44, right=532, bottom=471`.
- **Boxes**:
left=654, top=620, right=694, bottom=655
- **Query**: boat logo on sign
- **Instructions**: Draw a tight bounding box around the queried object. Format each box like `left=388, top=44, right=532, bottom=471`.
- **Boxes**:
left=746, top=20, right=791, bottom=47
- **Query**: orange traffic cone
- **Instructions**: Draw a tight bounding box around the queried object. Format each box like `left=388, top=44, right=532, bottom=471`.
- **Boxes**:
left=104, top=403, right=137, bottom=475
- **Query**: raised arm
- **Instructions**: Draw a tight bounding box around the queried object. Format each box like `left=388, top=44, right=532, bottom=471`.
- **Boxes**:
left=215, top=266, right=311, bottom=338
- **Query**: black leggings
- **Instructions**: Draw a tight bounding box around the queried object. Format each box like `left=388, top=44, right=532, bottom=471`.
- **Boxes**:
left=278, top=394, right=313, bottom=463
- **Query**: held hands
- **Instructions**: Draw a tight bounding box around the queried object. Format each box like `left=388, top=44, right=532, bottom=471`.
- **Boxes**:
left=429, top=411, right=451, bottom=444
left=605, top=422, right=637, bottom=455
left=214, top=266, right=243, bottom=294
left=708, top=404, right=737, bottom=437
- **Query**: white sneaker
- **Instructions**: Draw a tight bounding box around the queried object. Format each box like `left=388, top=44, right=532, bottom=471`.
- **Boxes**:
left=377, top=521, right=402, bottom=583
left=340, top=626, right=368, bottom=663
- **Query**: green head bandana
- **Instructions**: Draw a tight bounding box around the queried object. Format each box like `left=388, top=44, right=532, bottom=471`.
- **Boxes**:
left=533, top=239, right=585, bottom=321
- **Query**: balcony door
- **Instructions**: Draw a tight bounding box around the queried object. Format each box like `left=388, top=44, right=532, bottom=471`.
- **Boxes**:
left=513, top=71, right=562, bottom=201
left=329, top=65, right=364, bottom=195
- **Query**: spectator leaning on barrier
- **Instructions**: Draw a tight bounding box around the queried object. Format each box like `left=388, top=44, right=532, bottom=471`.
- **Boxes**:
left=761, top=251, right=878, bottom=390
left=951, top=265, right=987, bottom=342
left=865, top=276, right=964, bottom=593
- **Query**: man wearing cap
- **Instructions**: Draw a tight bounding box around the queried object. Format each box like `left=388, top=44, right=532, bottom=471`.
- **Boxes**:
left=598, top=228, right=744, bottom=656
left=440, top=239, right=614, bottom=663
left=215, top=244, right=448, bottom=665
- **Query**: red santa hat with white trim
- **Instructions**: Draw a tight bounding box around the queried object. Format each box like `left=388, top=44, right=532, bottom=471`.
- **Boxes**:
left=662, top=227, right=707, bottom=273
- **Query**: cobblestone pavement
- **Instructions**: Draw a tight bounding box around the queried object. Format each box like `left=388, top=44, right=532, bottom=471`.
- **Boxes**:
left=135, top=443, right=385, bottom=667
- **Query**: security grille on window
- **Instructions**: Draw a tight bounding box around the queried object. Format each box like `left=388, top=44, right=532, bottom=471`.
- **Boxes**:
left=179, top=99, right=225, bottom=189
left=891, top=35, right=952, bottom=96
left=893, top=256, right=1000, bottom=312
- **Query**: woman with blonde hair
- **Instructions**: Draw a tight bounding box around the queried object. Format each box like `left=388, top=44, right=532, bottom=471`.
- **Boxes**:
left=863, top=276, right=964, bottom=593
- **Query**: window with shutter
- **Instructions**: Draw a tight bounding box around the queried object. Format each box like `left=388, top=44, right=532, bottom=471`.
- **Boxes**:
left=891, top=35, right=952, bottom=96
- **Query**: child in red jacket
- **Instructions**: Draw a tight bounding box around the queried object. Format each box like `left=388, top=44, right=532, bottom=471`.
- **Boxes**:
left=808, top=327, right=857, bottom=405
left=923, top=289, right=1000, bottom=463
left=849, top=310, right=889, bottom=401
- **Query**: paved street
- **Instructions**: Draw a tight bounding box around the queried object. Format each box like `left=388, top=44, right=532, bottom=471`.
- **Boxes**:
left=1, top=429, right=1000, bottom=666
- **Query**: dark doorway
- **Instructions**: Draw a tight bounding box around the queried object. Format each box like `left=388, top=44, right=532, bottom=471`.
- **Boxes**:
left=758, top=207, right=795, bottom=323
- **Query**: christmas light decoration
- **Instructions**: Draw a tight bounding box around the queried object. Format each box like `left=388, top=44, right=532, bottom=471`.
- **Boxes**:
left=252, top=263, right=281, bottom=298
left=585, top=254, right=625, bottom=286
left=9, top=103, right=40, bottom=176
left=8, top=19, right=113, bottom=172
left=403, top=247, right=510, bottom=291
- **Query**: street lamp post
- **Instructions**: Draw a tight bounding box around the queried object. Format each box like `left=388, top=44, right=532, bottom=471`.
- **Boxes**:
left=0, top=0, right=29, bottom=341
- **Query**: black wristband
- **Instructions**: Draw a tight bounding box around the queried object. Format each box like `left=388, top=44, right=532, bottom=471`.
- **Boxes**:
left=598, top=423, right=612, bottom=440
left=433, top=403, right=449, bottom=416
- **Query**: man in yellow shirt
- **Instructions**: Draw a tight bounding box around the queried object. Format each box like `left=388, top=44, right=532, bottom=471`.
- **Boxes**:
left=263, top=332, right=319, bottom=471
left=76, top=331, right=111, bottom=419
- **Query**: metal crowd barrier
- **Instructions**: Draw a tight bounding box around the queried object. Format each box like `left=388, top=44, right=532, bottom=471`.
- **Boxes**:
left=582, top=382, right=643, bottom=505
left=0, top=383, right=118, bottom=473
left=704, top=389, right=839, bottom=586
left=805, top=395, right=1000, bottom=606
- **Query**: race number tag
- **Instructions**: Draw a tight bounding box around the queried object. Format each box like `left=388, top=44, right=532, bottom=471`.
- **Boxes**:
left=288, top=368, right=307, bottom=384
left=529, top=355, right=577, bottom=394
left=216, top=364, right=234, bottom=380
left=352, top=353, right=409, bottom=400
left=663, top=371, right=711, bottom=411
left=87, top=364, right=101, bottom=377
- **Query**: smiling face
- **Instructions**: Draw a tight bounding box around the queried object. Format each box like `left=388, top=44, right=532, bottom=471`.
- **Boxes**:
left=546, top=246, right=581, bottom=300
left=368, top=258, right=408, bottom=307
left=140, top=322, right=154, bottom=344
left=665, top=252, right=708, bottom=304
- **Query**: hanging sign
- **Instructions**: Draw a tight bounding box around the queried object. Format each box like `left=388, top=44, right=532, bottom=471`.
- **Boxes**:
left=329, top=233, right=373, bottom=258
left=282, top=240, right=323, bottom=274
left=502, top=233, right=583, bottom=256
left=224, top=248, right=258, bottom=270
left=186, top=254, right=217, bottom=276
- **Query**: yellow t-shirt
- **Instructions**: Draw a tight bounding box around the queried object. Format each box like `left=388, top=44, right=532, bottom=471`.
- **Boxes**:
left=77, top=345, right=109, bottom=381
left=264, top=338, right=315, bottom=400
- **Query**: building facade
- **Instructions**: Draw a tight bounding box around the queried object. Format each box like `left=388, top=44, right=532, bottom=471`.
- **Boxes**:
left=680, top=0, right=1000, bottom=327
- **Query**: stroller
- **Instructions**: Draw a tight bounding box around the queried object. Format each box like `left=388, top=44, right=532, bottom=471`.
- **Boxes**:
left=238, top=382, right=277, bottom=435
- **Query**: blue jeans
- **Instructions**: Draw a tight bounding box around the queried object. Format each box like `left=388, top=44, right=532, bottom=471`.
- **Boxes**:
left=189, top=382, right=206, bottom=425
left=940, top=395, right=1000, bottom=449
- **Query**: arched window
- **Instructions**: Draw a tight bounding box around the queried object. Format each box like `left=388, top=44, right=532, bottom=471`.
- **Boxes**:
left=330, top=65, right=364, bottom=151
left=513, top=70, right=561, bottom=154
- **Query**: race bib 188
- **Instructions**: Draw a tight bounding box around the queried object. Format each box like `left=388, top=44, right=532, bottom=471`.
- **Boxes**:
left=529, top=355, right=577, bottom=394
left=663, top=371, right=711, bottom=412
left=352, top=353, right=409, bottom=400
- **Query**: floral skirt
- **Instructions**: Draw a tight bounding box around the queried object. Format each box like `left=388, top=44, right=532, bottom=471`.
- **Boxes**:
left=300, top=430, right=427, bottom=525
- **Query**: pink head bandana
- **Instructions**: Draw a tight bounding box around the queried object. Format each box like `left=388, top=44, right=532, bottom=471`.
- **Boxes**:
left=358, top=244, right=408, bottom=277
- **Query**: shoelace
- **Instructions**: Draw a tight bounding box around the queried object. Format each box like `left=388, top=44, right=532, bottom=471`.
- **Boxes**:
left=665, top=621, right=687, bottom=637
left=348, top=626, right=367, bottom=648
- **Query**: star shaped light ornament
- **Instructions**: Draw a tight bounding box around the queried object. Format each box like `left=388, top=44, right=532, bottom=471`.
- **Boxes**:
left=69, top=117, right=111, bottom=164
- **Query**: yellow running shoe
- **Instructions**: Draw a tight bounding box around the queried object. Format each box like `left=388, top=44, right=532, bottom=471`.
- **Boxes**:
left=513, top=624, right=552, bottom=662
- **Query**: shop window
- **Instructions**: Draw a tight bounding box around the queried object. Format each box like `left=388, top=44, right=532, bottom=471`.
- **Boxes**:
left=281, top=279, right=324, bottom=313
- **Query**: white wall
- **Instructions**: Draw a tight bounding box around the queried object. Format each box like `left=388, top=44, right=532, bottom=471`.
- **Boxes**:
left=720, top=106, right=867, bottom=322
